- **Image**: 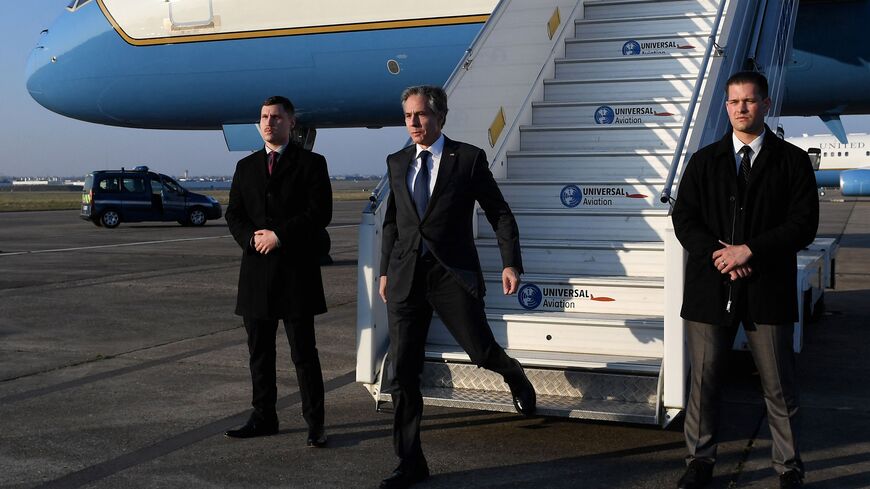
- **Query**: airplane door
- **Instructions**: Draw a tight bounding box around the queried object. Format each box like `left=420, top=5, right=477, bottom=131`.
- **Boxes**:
left=166, top=0, right=215, bottom=30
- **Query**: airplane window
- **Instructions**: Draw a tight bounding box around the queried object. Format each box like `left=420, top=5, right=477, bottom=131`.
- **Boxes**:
left=866, top=151, right=869, bottom=156
left=846, top=152, right=849, bottom=157
left=838, top=152, right=842, bottom=157
left=823, top=152, right=827, bottom=157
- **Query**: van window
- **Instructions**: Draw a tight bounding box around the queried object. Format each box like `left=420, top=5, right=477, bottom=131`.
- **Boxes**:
left=98, top=176, right=120, bottom=192
left=83, top=175, right=94, bottom=191
left=151, top=177, right=164, bottom=195
left=162, top=177, right=182, bottom=194
left=122, top=177, right=145, bottom=193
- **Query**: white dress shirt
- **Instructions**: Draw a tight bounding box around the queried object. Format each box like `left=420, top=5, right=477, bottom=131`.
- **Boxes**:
left=732, top=130, right=765, bottom=174
left=406, top=133, right=445, bottom=196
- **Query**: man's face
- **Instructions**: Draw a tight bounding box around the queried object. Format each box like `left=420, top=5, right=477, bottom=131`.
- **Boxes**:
left=725, top=82, right=770, bottom=137
left=260, top=104, right=294, bottom=146
left=403, top=94, right=442, bottom=147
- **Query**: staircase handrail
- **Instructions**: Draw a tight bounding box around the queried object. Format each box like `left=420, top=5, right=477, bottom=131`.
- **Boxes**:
left=659, top=0, right=729, bottom=205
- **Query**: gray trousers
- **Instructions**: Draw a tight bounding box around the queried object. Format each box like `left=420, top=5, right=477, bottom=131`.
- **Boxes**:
left=684, top=320, right=802, bottom=475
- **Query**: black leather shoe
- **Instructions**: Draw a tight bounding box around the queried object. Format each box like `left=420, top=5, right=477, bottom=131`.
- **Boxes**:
left=507, top=359, right=536, bottom=417
left=677, top=460, right=713, bottom=489
left=306, top=427, right=328, bottom=448
left=779, top=470, right=803, bottom=488
left=379, top=462, right=430, bottom=489
left=224, top=418, right=279, bottom=439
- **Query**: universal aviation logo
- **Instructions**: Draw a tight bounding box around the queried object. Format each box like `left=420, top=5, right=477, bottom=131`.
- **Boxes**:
left=622, top=39, right=696, bottom=55
left=594, top=105, right=674, bottom=125
left=518, top=283, right=615, bottom=310
left=560, top=184, right=648, bottom=207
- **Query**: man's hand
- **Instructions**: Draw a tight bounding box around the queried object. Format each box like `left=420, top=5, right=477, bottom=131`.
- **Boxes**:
left=712, top=240, right=753, bottom=275
left=728, top=264, right=753, bottom=281
left=502, top=267, right=520, bottom=295
left=379, top=276, right=388, bottom=303
left=253, top=229, right=279, bottom=254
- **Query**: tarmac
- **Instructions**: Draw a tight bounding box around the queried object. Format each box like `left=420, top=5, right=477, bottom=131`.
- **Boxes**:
left=0, top=196, right=868, bottom=489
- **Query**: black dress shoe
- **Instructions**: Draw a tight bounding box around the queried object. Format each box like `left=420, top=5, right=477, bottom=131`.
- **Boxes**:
left=306, top=427, right=328, bottom=448
left=677, top=460, right=713, bottom=489
left=224, top=418, right=279, bottom=439
left=779, top=470, right=803, bottom=488
left=507, top=359, right=536, bottom=417
left=379, top=462, right=430, bottom=489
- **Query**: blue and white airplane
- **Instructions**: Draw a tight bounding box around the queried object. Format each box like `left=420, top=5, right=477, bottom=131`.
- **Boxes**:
left=26, top=0, right=870, bottom=134
left=787, top=133, right=870, bottom=196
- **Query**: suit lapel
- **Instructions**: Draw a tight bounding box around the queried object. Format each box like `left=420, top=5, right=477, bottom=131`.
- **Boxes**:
left=393, top=146, right=418, bottom=221
left=427, top=137, right=457, bottom=215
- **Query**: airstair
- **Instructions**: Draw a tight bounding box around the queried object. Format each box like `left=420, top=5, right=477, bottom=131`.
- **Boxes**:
left=357, top=0, right=801, bottom=425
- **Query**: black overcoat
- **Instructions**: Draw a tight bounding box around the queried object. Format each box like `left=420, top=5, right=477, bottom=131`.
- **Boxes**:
left=672, top=125, right=818, bottom=325
left=226, top=145, right=332, bottom=319
left=379, top=136, right=523, bottom=302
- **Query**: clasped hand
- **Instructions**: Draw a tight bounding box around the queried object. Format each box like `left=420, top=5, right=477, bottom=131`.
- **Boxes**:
left=712, top=240, right=753, bottom=281
left=253, top=229, right=279, bottom=254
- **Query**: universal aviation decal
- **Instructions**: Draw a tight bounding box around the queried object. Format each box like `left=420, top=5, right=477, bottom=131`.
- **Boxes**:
left=622, top=39, right=696, bottom=55
left=518, top=283, right=614, bottom=311
left=560, top=184, right=647, bottom=207
left=594, top=105, right=674, bottom=125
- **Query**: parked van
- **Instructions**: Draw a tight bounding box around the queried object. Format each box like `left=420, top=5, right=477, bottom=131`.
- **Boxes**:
left=81, top=166, right=222, bottom=228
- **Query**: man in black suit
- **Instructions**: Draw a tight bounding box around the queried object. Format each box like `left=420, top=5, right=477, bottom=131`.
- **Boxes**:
left=377, top=85, right=536, bottom=489
left=224, top=96, right=331, bottom=448
left=672, top=72, right=818, bottom=489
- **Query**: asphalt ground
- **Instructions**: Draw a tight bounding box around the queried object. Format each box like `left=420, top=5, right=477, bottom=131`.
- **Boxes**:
left=0, top=197, right=868, bottom=488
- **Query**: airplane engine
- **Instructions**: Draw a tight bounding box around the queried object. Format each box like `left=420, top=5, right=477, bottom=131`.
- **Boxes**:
left=840, top=168, right=870, bottom=197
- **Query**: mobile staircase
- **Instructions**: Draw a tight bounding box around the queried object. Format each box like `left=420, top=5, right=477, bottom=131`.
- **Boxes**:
left=357, top=0, right=803, bottom=425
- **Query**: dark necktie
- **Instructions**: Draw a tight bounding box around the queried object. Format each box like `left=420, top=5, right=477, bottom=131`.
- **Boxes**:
left=739, top=145, right=752, bottom=185
left=268, top=151, right=279, bottom=175
left=412, top=150, right=431, bottom=219
left=413, top=150, right=431, bottom=255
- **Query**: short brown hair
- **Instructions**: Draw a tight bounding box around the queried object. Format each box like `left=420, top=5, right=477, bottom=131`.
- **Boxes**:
left=725, top=71, right=769, bottom=99
left=262, top=95, right=295, bottom=115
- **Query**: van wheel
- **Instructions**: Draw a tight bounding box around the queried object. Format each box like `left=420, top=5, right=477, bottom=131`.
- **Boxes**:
left=188, top=208, right=207, bottom=226
left=100, top=210, right=120, bottom=228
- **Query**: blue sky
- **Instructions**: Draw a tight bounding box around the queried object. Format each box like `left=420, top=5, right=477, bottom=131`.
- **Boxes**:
left=1, top=1, right=866, bottom=178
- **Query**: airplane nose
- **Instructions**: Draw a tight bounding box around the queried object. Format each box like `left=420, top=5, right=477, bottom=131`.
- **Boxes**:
left=25, top=30, right=52, bottom=106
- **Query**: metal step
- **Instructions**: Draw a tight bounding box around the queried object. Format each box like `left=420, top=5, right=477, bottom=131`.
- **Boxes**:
left=413, top=360, right=658, bottom=423
left=584, top=0, right=720, bottom=20
left=497, top=179, right=666, bottom=210
left=477, top=238, right=665, bottom=277
left=481, top=272, right=664, bottom=315
left=478, top=208, right=670, bottom=242
left=565, top=33, right=709, bottom=59
left=554, top=53, right=705, bottom=80
left=574, top=13, right=717, bottom=40
left=519, top=123, right=686, bottom=151
left=506, top=150, right=676, bottom=180
left=428, top=310, right=665, bottom=357
left=544, top=74, right=702, bottom=102
left=532, top=99, right=691, bottom=126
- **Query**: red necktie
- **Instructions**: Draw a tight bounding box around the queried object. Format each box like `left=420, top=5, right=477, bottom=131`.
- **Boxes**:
left=268, top=151, right=279, bottom=175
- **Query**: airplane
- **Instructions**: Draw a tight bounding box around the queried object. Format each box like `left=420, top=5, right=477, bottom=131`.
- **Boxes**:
left=786, top=133, right=870, bottom=196
left=25, top=0, right=870, bottom=142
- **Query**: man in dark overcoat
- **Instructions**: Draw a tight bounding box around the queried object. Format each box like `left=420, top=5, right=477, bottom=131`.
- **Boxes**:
left=672, top=72, right=818, bottom=489
left=377, top=85, right=535, bottom=489
left=224, top=96, right=332, bottom=448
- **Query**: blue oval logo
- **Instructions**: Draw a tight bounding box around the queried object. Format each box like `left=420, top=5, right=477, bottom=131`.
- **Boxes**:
left=594, top=105, right=615, bottom=125
left=622, top=40, right=641, bottom=56
left=560, top=184, right=583, bottom=208
left=518, top=284, right=543, bottom=310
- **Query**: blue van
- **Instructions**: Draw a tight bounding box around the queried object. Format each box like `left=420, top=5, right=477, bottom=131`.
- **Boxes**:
left=81, top=166, right=222, bottom=228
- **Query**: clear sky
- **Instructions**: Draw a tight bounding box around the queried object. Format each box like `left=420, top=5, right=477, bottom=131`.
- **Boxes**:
left=1, top=1, right=867, bottom=178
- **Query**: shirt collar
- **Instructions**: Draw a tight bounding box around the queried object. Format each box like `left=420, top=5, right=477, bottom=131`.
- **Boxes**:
left=415, top=133, right=444, bottom=161
left=265, top=143, right=287, bottom=156
left=732, top=129, right=765, bottom=157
